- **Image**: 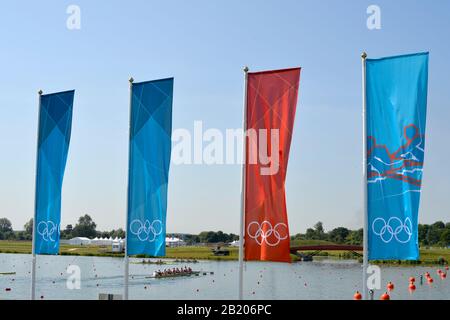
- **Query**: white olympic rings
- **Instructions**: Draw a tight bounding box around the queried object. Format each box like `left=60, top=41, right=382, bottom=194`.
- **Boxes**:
left=130, top=219, right=163, bottom=242
left=247, top=220, right=288, bottom=247
left=37, top=221, right=59, bottom=242
left=372, top=217, right=413, bottom=244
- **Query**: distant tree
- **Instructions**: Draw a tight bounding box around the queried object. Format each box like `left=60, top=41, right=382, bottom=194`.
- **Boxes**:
left=15, top=231, right=28, bottom=241
left=24, top=218, right=33, bottom=236
left=184, top=234, right=200, bottom=244
left=0, top=218, right=13, bottom=234
left=305, top=228, right=316, bottom=240
left=290, top=233, right=299, bottom=241
left=97, top=231, right=111, bottom=238
left=72, top=214, right=97, bottom=238
left=345, top=229, right=363, bottom=245
left=440, top=229, right=450, bottom=247
left=197, top=231, right=236, bottom=243
left=418, top=224, right=430, bottom=245
left=61, top=224, right=74, bottom=239
left=229, top=233, right=239, bottom=241
left=426, top=226, right=443, bottom=245
left=432, top=221, right=445, bottom=229
left=314, top=221, right=324, bottom=234
left=328, top=227, right=350, bottom=243
left=303, top=222, right=327, bottom=240
left=110, top=228, right=125, bottom=239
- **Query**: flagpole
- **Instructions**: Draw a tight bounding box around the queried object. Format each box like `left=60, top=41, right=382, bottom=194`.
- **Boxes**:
left=238, top=66, right=249, bottom=300
left=124, top=77, right=134, bottom=300
left=31, top=89, right=43, bottom=300
left=361, top=52, right=369, bottom=300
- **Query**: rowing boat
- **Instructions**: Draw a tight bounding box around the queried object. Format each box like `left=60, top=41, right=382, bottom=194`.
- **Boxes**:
left=132, top=260, right=170, bottom=265
left=146, top=271, right=200, bottom=279
left=0, top=272, right=16, bottom=275
left=146, top=271, right=214, bottom=279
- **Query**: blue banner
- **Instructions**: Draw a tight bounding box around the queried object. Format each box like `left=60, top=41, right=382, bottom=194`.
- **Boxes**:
left=34, top=90, right=75, bottom=255
left=366, top=53, right=429, bottom=260
left=126, top=78, right=173, bottom=256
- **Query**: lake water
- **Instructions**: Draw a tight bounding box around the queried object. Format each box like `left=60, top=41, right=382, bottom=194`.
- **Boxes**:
left=0, top=253, right=448, bottom=300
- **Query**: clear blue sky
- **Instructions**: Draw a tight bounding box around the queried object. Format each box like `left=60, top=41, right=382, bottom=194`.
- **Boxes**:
left=0, top=0, right=449, bottom=234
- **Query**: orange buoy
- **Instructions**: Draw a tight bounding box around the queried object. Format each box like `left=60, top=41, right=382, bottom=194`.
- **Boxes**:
left=387, top=282, right=394, bottom=291
left=409, top=283, right=416, bottom=291
left=380, top=292, right=390, bottom=300
left=427, top=277, right=434, bottom=283
left=445, top=266, right=449, bottom=271
left=437, top=269, right=442, bottom=275
left=441, top=273, right=447, bottom=279
left=353, top=291, right=362, bottom=300
left=409, top=277, right=415, bottom=283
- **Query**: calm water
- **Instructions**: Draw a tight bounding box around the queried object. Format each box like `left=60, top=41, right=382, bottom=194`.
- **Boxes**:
left=0, top=253, right=448, bottom=300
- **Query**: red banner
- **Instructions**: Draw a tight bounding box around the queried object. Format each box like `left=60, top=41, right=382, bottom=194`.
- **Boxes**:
left=244, top=68, right=301, bottom=262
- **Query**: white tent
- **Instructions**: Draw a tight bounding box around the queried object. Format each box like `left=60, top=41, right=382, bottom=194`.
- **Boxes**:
left=230, top=240, right=240, bottom=247
left=165, top=237, right=186, bottom=247
left=67, top=237, right=91, bottom=246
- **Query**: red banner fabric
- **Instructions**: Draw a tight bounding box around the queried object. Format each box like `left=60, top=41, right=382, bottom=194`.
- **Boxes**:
left=244, top=68, right=301, bottom=262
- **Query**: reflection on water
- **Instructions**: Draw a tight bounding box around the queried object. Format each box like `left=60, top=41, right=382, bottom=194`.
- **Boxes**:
left=0, top=254, right=448, bottom=300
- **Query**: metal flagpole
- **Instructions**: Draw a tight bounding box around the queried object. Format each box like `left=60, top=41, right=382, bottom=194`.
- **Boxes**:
left=361, top=52, right=369, bottom=300
left=31, top=89, right=43, bottom=300
left=124, top=77, right=134, bottom=300
left=238, top=66, right=249, bottom=300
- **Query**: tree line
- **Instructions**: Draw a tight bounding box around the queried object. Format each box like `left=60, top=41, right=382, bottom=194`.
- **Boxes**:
left=0, top=215, right=238, bottom=244
left=291, top=221, right=450, bottom=247
left=0, top=216, right=448, bottom=247
left=0, top=215, right=124, bottom=241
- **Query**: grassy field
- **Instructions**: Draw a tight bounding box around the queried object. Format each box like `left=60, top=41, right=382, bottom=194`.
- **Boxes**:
left=0, top=240, right=448, bottom=265
left=0, top=241, right=238, bottom=260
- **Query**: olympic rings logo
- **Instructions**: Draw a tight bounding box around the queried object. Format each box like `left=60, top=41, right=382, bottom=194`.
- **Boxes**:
left=129, top=219, right=163, bottom=242
left=247, top=220, right=288, bottom=247
left=37, top=221, right=59, bottom=242
left=372, top=217, right=413, bottom=244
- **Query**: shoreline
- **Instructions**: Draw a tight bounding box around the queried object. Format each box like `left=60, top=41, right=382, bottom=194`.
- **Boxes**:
left=0, top=241, right=448, bottom=266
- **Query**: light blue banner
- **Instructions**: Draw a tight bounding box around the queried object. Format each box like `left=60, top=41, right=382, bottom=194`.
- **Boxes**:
left=366, top=53, right=429, bottom=260
left=34, top=90, right=75, bottom=255
left=126, top=78, right=173, bottom=256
